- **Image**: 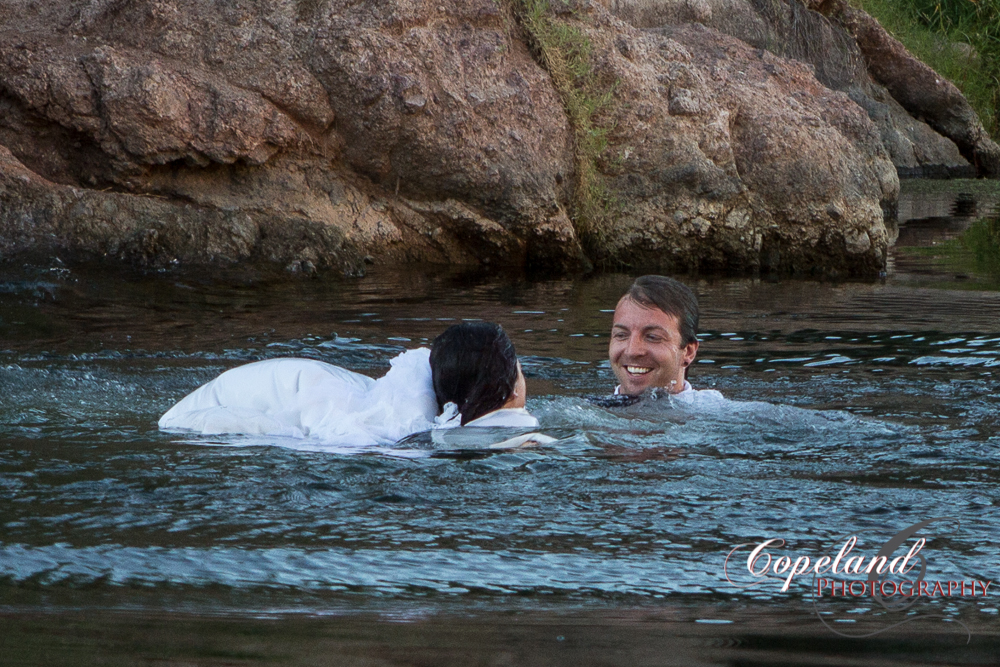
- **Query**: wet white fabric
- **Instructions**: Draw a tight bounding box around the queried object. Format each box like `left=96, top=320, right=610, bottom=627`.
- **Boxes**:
left=429, top=407, right=555, bottom=451
left=433, top=404, right=540, bottom=429
left=669, top=384, right=726, bottom=406
left=465, top=408, right=539, bottom=428
left=429, top=428, right=557, bottom=451
left=158, top=349, right=439, bottom=447
left=613, top=380, right=725, bottom=405
left=487, top=432, right=557, bottom=449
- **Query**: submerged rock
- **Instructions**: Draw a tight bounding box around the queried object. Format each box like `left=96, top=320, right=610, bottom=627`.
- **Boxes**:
left=0, top=0, right=987, bottom=277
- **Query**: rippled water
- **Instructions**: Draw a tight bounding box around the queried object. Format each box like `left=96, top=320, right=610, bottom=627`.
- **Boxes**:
left=1, top=181, right=999, bottom=634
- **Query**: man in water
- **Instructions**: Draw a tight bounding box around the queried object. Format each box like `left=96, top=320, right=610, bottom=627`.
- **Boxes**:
left=609, top=275, right=700, bottom=396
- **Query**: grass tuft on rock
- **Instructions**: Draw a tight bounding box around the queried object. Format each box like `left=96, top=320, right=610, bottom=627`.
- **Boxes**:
left=508, top=0, right=618, bottom=259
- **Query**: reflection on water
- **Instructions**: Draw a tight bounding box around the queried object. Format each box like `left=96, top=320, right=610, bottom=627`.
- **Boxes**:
left=3, top=608, right=997, bottom=667
left=893, top=179, right=1000, bottom=286
left=1, top=182, right=999, bottom=661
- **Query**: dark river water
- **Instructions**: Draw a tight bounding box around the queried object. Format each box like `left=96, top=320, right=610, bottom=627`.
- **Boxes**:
left=1, top=179, right=999, bottom=663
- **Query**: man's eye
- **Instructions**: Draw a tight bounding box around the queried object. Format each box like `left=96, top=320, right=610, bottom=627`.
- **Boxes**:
left=646, top=335, right=662, bottom=343
left=612, top=331, right=628, bottom=340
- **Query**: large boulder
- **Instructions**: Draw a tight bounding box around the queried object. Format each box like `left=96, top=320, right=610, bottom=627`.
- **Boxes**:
left=0, top=145, right=365, bottom=273
left=0, top=0, right=935, bottom=277
left=0, top=0, right=586, bottom=273
left=808, top=0, right=1000, bottom=177
left=608, top=0, right=993, bottom=177
left=575, top=5, right=896, bottom=276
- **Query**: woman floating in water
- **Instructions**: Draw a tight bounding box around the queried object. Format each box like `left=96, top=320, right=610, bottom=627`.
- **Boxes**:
left=158, top=322, right=539, bottom=446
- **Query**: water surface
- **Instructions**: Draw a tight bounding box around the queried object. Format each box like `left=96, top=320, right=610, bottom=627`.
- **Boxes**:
left=1, top=180, right=999, bottom=660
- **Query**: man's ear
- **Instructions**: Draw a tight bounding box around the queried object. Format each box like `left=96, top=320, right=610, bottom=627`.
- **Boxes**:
left=682, top=341, right=699, bottom=368
left=682, top=341, right=698, bottom=380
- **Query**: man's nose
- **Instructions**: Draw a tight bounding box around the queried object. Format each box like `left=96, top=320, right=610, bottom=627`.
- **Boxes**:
left=624, top=333, right=647, bottom=357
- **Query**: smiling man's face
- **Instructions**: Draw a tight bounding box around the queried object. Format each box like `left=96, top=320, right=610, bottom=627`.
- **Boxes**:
left=609, top=296, right=699, bottom=395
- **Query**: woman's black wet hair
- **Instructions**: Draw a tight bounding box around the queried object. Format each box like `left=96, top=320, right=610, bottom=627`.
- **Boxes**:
left=430, top=322, right=519, bottom=425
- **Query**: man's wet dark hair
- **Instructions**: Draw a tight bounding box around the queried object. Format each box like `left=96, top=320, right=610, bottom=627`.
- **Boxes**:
left=430, top=322, right=519, bottom=425
left=624, top=275, right=699, bottom=346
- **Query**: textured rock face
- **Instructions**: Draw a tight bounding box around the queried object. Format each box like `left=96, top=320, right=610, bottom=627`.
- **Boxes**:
left=580, top=8, right=895, bottom=276
left=608, top=0, right=992, bottom=177
left=810, top=0, right=1000, bottom=177
left=0, top=0, right=959, bottom=277
left=0, top=145, right=363, bottom=273
left=0, top=0, right=585, bottom=273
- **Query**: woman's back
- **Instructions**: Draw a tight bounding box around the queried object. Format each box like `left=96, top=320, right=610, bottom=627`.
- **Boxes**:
left=158, top=349, right=438, bottom=446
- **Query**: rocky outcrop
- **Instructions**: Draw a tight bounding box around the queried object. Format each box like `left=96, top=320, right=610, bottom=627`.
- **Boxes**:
left=0, top=145, right=365, bottom=273
left=608, top=0, right=994, bottom=178
left=0, top=0, right=979, bottom=278
left=807, top=0, right=1000, bottom=177
left=576, top=9, right=895, bottom=276
left=0, top=0, right=586, bottom=274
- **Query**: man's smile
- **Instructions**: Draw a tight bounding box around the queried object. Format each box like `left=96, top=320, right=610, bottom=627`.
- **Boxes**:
left=625, top=366, right=652, bottom=375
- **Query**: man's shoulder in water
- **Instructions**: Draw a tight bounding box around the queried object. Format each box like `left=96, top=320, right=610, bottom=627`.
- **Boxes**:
left=587, top=381, right=724, bottom=408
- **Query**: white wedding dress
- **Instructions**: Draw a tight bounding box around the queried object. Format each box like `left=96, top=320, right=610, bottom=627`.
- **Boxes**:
left=158, top=348, right=542, bottom=448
